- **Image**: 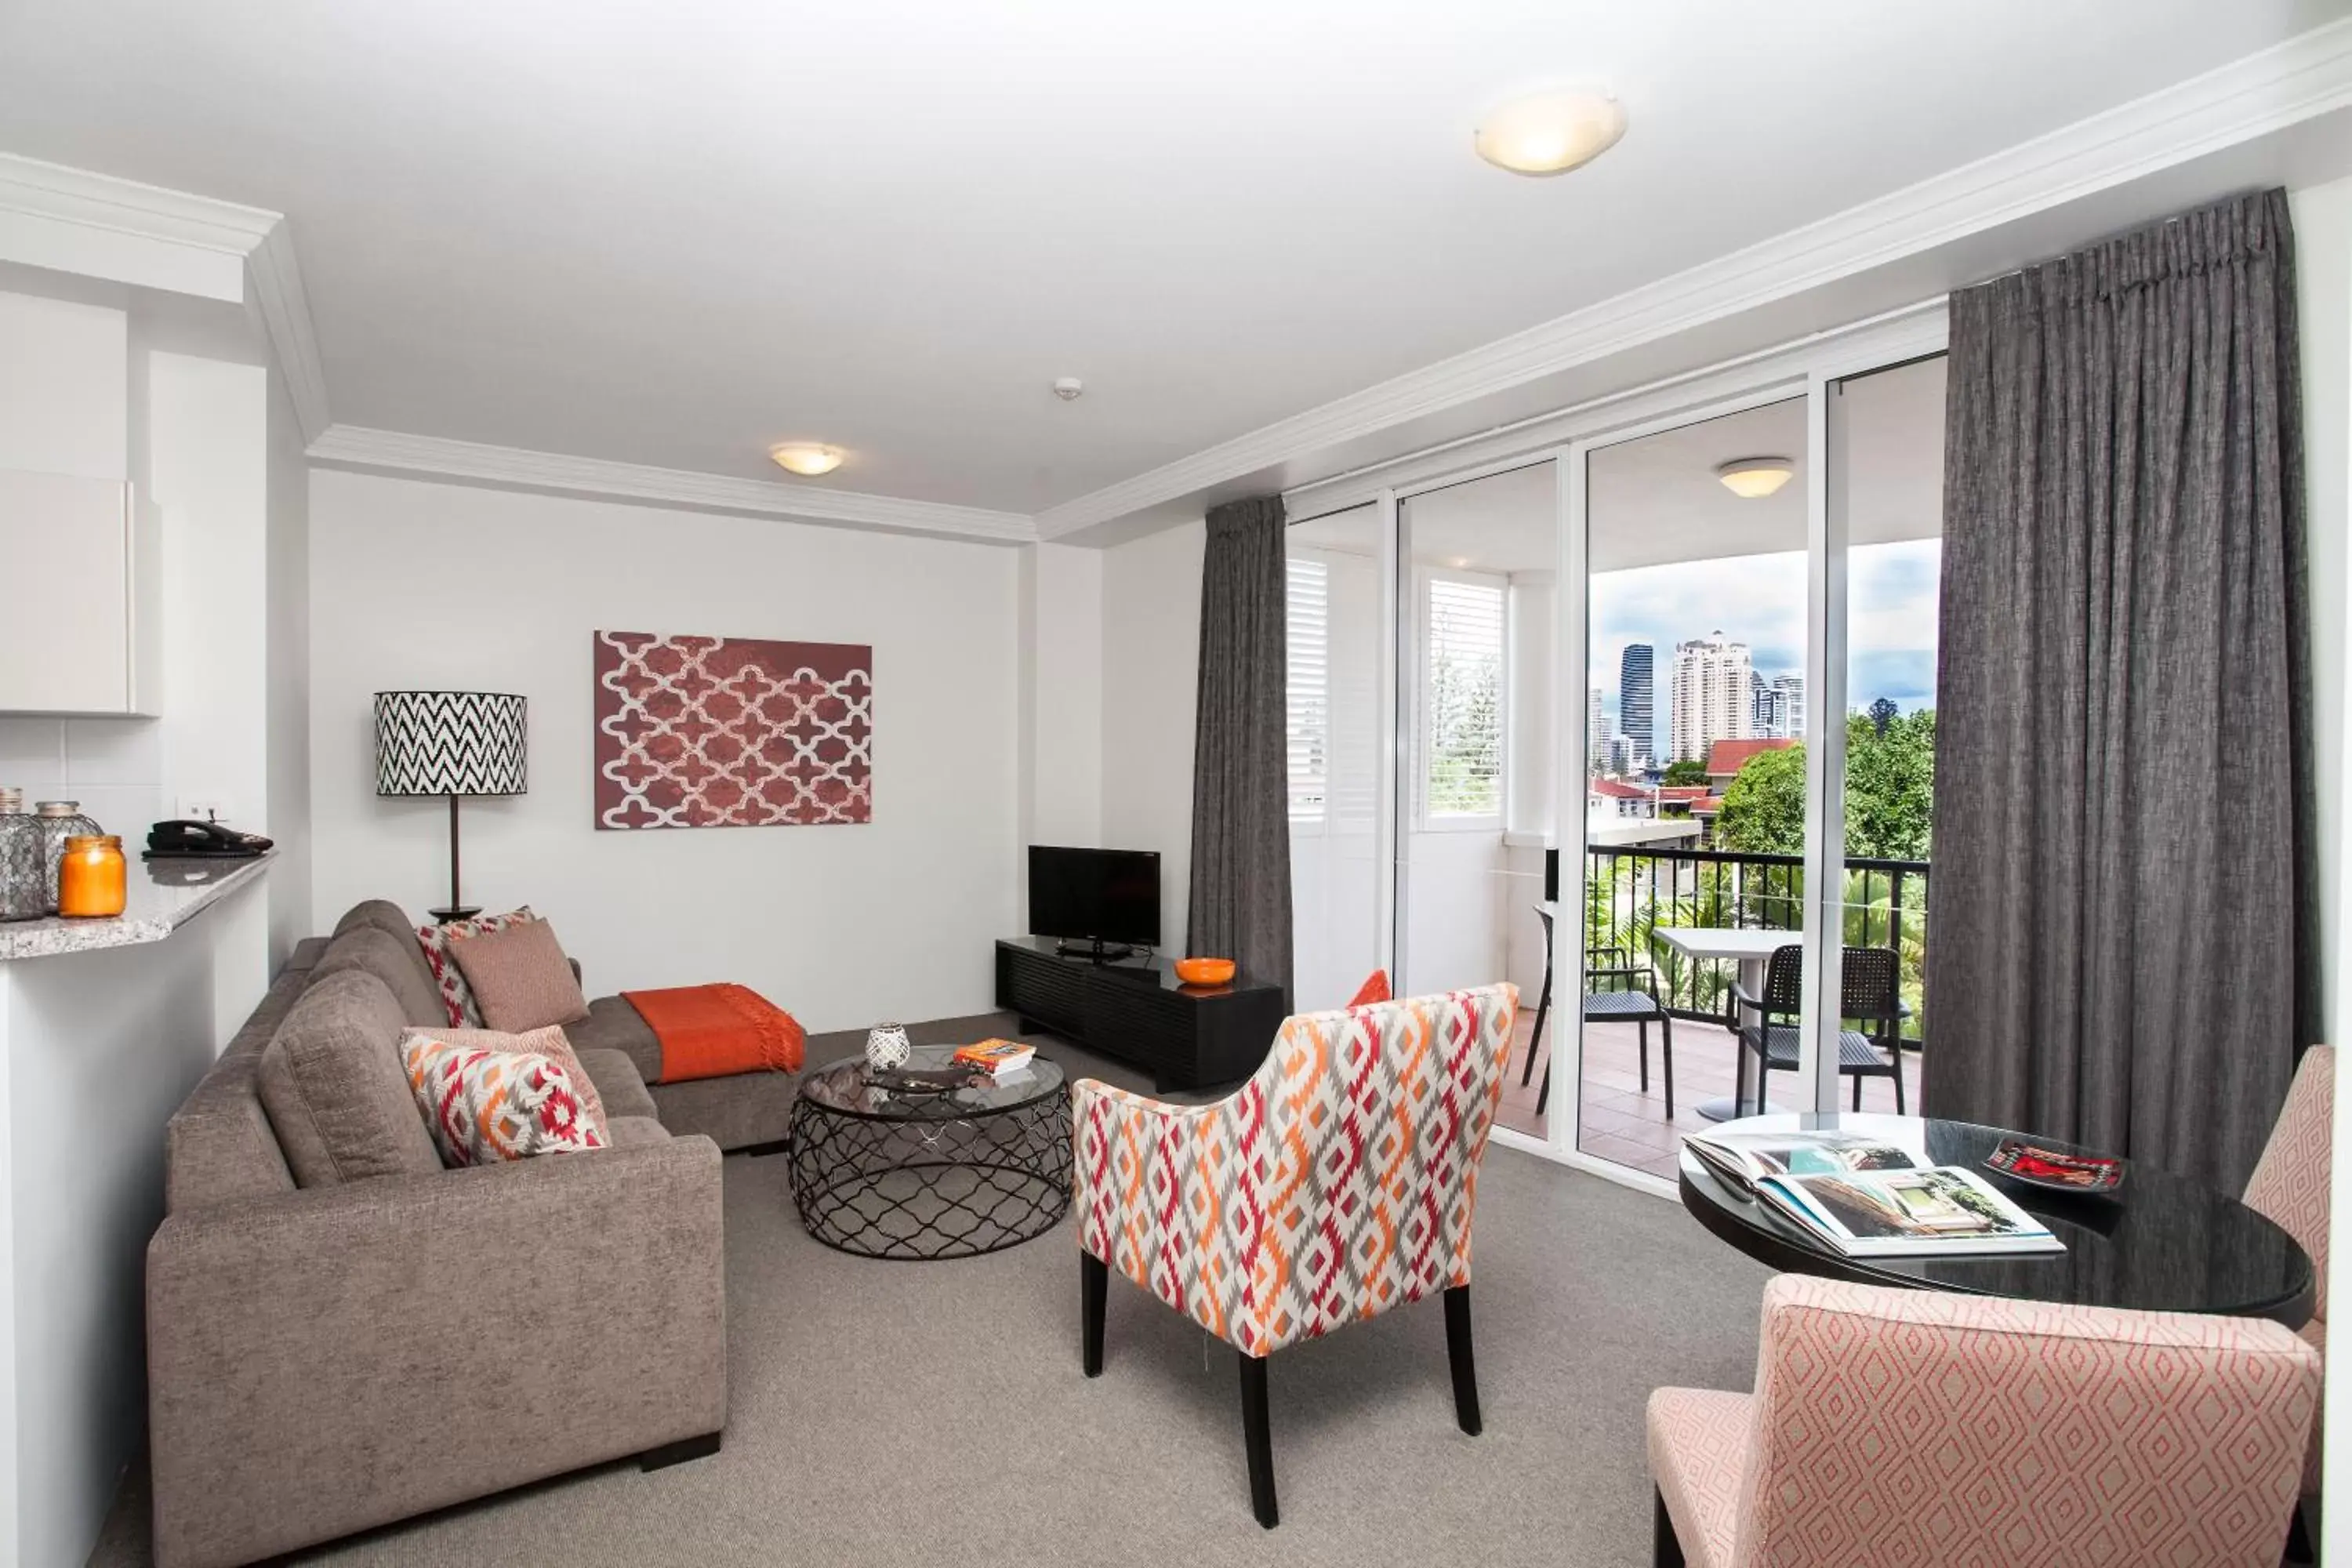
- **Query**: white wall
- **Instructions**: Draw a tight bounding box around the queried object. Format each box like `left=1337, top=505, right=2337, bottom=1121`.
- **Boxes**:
left=264, top=361, right=313, bottom=965
left=1098, top=517, right=1203, bottom=952
left=306, top=470, right=1023, bottom=1033
left=1016, top=542, right=1105, bottom=903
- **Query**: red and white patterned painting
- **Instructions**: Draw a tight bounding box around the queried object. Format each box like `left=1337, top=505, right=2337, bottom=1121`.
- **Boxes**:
left=593, top=631, right=873, bottom=829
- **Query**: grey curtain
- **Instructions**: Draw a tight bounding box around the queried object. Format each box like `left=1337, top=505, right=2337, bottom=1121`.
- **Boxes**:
left=1188, top=495, right=1294, bottom=1005
left=1925, top=188, right=2314, bottom=1193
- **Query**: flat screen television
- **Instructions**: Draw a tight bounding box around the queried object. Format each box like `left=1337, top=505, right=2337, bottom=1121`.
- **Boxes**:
left=1029, top=845, right=1160, bottom=959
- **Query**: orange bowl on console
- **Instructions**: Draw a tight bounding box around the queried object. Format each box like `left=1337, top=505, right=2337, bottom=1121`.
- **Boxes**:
left=1174, top=956, right=1236, bottom=986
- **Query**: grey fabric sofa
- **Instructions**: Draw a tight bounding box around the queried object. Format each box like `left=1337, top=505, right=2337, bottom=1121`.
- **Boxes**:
left=147, top=931, right=727, bottom=1568
left=329, top=898, right=800, bottom=1152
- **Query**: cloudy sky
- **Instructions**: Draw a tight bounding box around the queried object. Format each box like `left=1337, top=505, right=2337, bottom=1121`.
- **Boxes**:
left=1591, top=538, right=1940, bottom=750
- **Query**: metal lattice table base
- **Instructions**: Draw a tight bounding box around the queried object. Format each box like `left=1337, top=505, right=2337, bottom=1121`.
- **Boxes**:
left=787, top=1092, right=1073, bottom=1260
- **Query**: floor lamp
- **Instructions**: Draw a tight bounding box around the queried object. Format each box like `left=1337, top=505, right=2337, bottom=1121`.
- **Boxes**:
left=373, top=690, right=528, bottom=924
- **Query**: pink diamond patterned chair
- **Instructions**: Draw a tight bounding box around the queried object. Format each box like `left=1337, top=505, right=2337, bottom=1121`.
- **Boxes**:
left=2244, top=1042, right=2332, bottom=1526
left=1071, top=984, right=1517, bottom=1528
left=1648, top=1274, right=2322, bottom=1568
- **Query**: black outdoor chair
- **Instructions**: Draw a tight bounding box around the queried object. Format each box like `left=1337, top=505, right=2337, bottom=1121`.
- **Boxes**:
left=1525, top=907, right=1675, bottom=1120
left=1732, top=944, right=1909, bottom=1115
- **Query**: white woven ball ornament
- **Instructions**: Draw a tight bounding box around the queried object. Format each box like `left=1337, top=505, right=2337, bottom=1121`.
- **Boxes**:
left=866, top=1022, right=911, bottom=1070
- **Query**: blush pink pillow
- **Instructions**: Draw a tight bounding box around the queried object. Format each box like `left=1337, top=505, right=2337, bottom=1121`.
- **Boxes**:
left=448, top=917, right=590, bottom=1033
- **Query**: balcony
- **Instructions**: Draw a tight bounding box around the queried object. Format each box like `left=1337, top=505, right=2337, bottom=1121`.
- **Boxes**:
left=1496, top=844, right=1930, bottom=1181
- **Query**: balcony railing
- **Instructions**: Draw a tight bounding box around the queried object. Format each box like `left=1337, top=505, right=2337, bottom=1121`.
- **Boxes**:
left=1583, top=844, right=1929, bottom=1047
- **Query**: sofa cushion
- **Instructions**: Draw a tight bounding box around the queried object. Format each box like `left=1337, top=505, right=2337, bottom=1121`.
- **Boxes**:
left=330, top=900, right=441, bottom=998
left=568, top=994, right=662, bottom=1085
left=258, top=970, right=445, bottom=1188
left=647, top=1069, right=797, bottom=1152
left=607, top=1115, right=670, bottom=1149
left=575, top=1047, right=658, bottom=1122
left=450, top=917, right=590, bottom=1033
left=314, top=927, right=447, bottom=1027
left=401, top=1034, right=605, bottom=1166
left=404, top=1024, right=613, bottom=1144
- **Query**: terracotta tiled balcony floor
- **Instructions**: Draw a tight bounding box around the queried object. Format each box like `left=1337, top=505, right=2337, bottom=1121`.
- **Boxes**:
left=1495, top=1013, right=1923, bottom=1181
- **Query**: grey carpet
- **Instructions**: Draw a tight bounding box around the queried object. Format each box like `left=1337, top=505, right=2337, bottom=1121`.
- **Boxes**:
left=89, top=1026, right=1771, bottom=1568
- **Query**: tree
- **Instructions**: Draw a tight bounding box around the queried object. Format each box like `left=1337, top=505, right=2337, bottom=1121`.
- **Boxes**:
left=1660, top=758, right=1709, bottom=786
left=1867, top=695, right=1899, bottom=736
left=1715, top=746, right=1807, bottom=855
left=1714, top=709, right=1936, bottom=860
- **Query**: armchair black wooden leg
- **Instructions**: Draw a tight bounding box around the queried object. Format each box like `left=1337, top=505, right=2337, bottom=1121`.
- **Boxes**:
left=1081, top=1252, right=1107, bottom=1377
left=1240, top=1352, right=1278, bottom=1528
left=1653, top=1488, right=1686, bottom=1568
left=1535, top=1058, right=1550, bottom=1117
left=1638, top=1019, right=1650, bottom=1094
left=2285, top=1497, right=2314, bottom=1563
left=1892, top=1050, right=1907, bottom=1115
left=1659, top=1014, right=1675, bottom=1121
left=1443, top=1284, right=1482, bottom=1436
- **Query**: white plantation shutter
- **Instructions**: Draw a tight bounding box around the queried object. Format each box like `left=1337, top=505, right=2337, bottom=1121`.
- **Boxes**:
left=1423, top=575, right=1505, bottom=820
left=1286, top=557, right=1330, bottom=822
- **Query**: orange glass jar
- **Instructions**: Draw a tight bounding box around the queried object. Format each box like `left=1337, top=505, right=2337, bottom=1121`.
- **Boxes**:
left=57, top=835, right=126, bottom=918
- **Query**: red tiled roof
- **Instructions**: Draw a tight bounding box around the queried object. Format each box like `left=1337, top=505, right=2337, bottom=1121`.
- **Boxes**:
left=1705, top=738, right=1797, bottom=776
left=1690, top=798, right=1723, bottom=815
left=1589, top=777, right=1653, bottom=800
left=1655, top=785, right=1712, bottom=801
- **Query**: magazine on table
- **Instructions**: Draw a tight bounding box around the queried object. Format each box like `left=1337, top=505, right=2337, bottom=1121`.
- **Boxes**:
left=1683, top=1128, right=1923, bottom=1193
left=1755, top=1164, right=2065, bottom=1258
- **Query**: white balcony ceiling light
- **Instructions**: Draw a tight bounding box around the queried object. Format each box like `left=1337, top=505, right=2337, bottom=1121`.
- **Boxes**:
left=1716, top=456, right=1794, bottom=499
left=1474, top=88, right=1626, bottom=176
left=769, top=443, right=844, bottom=477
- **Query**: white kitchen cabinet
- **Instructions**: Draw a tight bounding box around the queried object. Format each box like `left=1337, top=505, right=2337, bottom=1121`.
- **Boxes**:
left=0, top=468, right=159, bottom=715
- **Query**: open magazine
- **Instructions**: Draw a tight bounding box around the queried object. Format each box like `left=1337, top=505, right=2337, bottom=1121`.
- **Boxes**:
left=1687, top=1128, right=2064, bottom=1259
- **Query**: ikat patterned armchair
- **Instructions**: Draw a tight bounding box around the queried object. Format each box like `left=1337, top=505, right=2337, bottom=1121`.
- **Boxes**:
left=1648, top=1275, right=2322, bottom=1568
left=1071, top=983, right=1517, bottom=1528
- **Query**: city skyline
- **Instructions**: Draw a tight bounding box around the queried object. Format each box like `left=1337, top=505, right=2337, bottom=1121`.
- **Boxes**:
left=1592, top=539, right=1940, bottom=752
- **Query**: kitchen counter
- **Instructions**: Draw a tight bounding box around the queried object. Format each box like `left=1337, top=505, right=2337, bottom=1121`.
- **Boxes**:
left=0, top=851, right=273, bottom=959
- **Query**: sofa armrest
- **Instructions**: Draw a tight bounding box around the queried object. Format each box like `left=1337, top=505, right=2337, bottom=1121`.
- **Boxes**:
left=147, top=1136, right=725, bottom=1568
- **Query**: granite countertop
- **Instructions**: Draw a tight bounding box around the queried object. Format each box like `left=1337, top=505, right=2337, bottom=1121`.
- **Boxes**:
left=0, top=851, right=274, bottom=960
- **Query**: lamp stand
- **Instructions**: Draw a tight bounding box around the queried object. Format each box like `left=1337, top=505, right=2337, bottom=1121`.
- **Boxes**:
left=426, top=794, right=480, bottom=924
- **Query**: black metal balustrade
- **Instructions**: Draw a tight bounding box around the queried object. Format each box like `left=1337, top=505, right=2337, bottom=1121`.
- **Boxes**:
left=1581, top=845, right=1929, bottom=1048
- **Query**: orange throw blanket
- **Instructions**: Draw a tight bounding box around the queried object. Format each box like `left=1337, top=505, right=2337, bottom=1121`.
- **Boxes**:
left=622, top=984, right=806, bottom=1083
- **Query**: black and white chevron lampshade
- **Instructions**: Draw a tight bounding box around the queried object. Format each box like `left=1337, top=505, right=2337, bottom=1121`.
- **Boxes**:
left=373, top=691, right=528, bottom=797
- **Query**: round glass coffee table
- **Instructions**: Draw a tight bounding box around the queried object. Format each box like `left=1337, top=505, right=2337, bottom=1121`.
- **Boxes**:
left=786, top=1046, right=1072, bottom=1260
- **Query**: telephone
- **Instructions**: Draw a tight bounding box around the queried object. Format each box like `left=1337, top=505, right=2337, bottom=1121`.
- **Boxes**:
left=147, top=819, right=273, bottom=858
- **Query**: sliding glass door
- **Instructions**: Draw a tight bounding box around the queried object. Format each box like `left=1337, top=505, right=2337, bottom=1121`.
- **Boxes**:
left=1280, top=314, right=1947, bottom=1185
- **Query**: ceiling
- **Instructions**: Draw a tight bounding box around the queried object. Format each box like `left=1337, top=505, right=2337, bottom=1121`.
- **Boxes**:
left=0, top=1, right=2340, bottom=521
left=1285, top=354, right=1944, bottom=574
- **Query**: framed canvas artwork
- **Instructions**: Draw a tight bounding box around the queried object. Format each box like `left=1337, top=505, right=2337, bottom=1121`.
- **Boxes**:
left=593, top=630, right=873, bottom=829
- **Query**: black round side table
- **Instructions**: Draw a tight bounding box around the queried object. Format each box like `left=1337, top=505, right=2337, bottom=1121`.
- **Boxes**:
left=1679, top=1112, right=2314, bottom=1328
left=786, top=1047, right=1072, bottom=1260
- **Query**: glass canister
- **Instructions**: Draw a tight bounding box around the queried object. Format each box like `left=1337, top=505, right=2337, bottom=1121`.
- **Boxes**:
left=58, top=836, right=126, bottom=918
left=0, top=788, right=44, bottom=922
left=33, top=800, right=101, bottom=916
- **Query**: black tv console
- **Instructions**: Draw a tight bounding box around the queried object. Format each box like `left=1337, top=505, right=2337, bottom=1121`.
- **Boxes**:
left=994, top=937, right=1287, bottom=1093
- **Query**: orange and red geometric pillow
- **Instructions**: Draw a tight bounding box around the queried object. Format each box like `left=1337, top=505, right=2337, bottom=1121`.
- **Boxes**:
left=401, top=1033, right=604, bottom=1167
left=1348, top=968, right=1393, bottom=1007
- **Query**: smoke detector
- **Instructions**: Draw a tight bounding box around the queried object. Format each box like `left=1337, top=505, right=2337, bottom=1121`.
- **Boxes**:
left=1051, top=377, right=1084, bottom=401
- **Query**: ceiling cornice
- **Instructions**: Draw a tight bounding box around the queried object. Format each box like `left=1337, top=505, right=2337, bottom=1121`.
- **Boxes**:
left=0, top=151, right=333, bottom=442
left=307, top=424, right=1040, bottom=543
left=1032, top=16, right=2352, bottom=540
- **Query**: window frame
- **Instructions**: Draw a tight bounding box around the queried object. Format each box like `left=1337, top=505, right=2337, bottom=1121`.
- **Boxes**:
left=1412, top=564, right=1510, bottom=833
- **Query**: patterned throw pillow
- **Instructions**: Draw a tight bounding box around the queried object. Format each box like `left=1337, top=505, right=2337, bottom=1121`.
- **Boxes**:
left=416, top=906, right=535, bottom=1026
left=402, top=1033, right=605, bottom=1167
left=401, top=1024, right=610, bottom=1146
left=1348, top=968, right=1393, bottom=1007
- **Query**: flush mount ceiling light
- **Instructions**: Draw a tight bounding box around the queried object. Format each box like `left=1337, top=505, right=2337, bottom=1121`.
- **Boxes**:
left=1474, top=88, right=1627, bottom=176
left=1716, top=457, right=1794, bottom=499
left=768, top=443, right=844, bottom=477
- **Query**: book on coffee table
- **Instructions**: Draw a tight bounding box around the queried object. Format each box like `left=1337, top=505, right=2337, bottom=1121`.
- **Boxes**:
left=953, top=1039, right=1035, bottom=1078
left=1753, top=1163, right=2065, bottom=1258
